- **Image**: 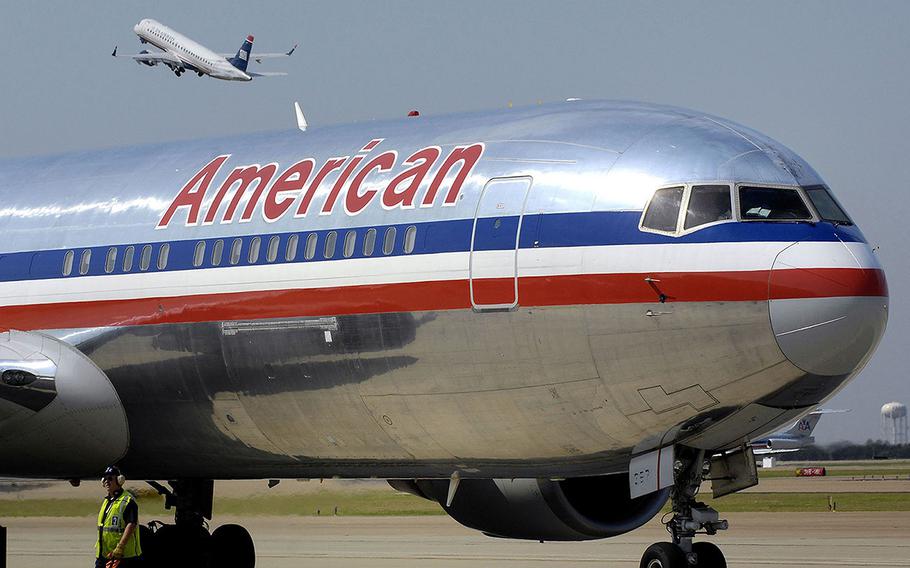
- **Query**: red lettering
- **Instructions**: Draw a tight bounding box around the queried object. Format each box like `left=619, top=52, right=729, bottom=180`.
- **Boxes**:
left=202, top=163, right=278, bottom=224
left=421, top=144, right=484, bottom=207
left=263, top=159, right=314, bottom=222
left=381, top=147, right=440, bottom=209
left=320, top=156, right=365, bottom=215
left=157, top=155, right=229, bottom=228
left=295, top=158, right=346, bottom=217
left=361, top=138, right=383, bottom=152
left=345, top=151, right=397, bottom=214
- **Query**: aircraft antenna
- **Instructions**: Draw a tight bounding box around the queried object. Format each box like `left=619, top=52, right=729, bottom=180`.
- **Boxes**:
left=294, top=102, right=307, bottom=132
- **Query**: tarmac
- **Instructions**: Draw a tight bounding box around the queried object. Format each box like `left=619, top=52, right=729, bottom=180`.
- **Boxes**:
left=4, top=512, right=910, bottom=568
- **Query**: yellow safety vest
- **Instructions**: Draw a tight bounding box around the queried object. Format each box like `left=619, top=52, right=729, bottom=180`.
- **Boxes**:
left=95, top=491, right=142, bottom=559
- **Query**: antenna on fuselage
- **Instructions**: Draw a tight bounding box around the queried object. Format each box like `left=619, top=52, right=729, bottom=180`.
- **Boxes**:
left=294, top=101, right=307, bottom=132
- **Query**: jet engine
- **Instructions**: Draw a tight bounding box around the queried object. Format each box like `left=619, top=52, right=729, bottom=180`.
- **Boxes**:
left=390, top=474, right=669, bottom=541
left=0, top=330, right=128, bottom=477
left=137, top=50, right=157, bottom=67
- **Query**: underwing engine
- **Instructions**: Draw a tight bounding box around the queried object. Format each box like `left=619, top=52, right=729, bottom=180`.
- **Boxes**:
left=391, top=474, right=669, bottom=541
left=0, top=330, right=128, bottom=477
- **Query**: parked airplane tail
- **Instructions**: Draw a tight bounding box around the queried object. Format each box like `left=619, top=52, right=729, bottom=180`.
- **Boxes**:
left=228, top=35, right=254, bottom=71
left=784, top=409, right=849, bottom=439
left=786, top=412, right=824, bottom=439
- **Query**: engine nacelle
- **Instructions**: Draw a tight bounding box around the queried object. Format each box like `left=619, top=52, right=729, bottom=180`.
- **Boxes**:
left=0, top=330, right=128, bottom=477
left=392, top=474, right=669, bottom=541
left=137, top=50, right=157, bottom=67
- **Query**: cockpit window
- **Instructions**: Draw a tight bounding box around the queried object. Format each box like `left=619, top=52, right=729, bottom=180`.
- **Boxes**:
left=641, top=186, right=684, bottom=233
left=804, top=186, right=852, bottom=225
left=738, top=186, right=812, bottom=221
left=684, top=185, right=732, bottom=230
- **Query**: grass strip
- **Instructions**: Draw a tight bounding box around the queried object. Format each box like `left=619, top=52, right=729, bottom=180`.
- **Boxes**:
left=694, top=492, right=910, bottom=512
left=0, top=491, right=445, bottom=518
left=2, top=491, right=909, bottom=518
left=758, top=468, right=910, bottom=479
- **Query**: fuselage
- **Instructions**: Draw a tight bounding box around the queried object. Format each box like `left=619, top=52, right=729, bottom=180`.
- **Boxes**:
left=132, top=18, right=251, bottom=81
left=0, top=100, right=888, bottom=480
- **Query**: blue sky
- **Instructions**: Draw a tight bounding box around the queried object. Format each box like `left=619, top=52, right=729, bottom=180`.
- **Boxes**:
left=1, top=1, right=908, bottom=443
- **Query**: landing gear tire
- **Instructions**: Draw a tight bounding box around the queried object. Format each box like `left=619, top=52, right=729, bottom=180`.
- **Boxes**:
left=151, top=523, right=211, bottom=568
left=142, top=480, right=256, bottom=568
left=692, top=541, right=726, bottom=568
left=640, top=542, right=687, bottom=568
left=211, top=524, right=256, bottom=568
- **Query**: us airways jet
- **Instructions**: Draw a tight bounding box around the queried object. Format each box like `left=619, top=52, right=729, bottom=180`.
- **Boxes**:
left=112, top=18, right=295, bottom=80
left=0, top=100, right=888, bottom=568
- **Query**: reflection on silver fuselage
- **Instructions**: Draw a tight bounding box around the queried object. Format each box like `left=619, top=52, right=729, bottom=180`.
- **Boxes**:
left=0, top=100, right=889, bottom=480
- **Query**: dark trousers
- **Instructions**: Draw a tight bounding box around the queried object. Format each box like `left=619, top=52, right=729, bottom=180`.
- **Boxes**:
left=95, top=557, right=142, bottom=568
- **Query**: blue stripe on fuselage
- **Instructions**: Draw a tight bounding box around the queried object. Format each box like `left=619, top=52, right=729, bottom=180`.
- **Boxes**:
left=0, top=211, right=865, bottom=284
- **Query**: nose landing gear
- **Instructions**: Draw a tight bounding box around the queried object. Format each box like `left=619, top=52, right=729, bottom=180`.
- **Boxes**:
left=640, top=448, right=729, bottom=568
left=141, top=479, right=255, bottom=568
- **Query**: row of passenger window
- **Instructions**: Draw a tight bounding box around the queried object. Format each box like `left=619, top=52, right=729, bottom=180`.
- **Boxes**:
left=640, top=183, right=851, bottom=236
left=61, top=226, right=418, bottom=276
left=62, top=243, right=169, bottom=276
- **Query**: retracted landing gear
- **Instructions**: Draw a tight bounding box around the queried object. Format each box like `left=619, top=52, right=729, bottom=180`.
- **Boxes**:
left=142, top=479, right=255, bottom=568
left=640, top=447, right=729, bottom=568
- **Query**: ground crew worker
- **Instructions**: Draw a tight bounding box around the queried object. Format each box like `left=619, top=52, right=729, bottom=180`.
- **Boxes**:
left=95, top=465, right=142, bottom=567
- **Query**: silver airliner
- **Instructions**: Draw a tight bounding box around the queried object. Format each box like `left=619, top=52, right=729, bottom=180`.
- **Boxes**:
left=113, top=18, right=295, bottom=80
left=0, top=100, right=888, bottom=568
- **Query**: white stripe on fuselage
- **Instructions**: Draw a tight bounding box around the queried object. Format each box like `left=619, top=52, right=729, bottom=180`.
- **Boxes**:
left=0, top=241, right=877, bottom=308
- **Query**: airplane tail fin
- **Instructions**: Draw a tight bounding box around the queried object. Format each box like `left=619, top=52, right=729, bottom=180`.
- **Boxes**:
left=785, top=412, right=823, bottom=439
left=228, top=35, right=254, bottom=71
left=784, top=408, right=850, bottom=439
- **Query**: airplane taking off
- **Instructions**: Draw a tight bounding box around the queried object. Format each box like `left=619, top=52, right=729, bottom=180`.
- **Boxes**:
left=0, top=100, right=889, bottom=568
left=112, top=18, right=295, bottom=81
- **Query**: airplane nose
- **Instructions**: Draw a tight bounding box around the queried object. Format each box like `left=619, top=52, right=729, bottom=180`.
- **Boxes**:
left=769, top=240, right=888, bottom=376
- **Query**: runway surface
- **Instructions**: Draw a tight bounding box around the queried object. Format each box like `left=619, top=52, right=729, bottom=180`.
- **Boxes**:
left=4, top=512, right=910, bottom=567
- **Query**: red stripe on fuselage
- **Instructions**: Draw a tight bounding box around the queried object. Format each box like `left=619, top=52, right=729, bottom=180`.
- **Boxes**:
left=0, top=268, right=886, bottom=332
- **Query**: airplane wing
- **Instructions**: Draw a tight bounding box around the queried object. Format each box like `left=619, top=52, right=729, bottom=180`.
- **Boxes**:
left=112, top=46, right=183, bottom=66
left=220, top=44, right=297, bottom=63
left=752, top=448, right=801, bottom=456
left=247, top=71, right=288, bottom=77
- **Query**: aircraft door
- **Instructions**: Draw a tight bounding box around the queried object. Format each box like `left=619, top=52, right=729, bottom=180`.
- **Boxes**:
left=470, top=176, right=532, bottom=310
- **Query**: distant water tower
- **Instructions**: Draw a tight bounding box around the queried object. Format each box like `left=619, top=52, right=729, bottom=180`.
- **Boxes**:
left=881, top=402, right=908, bottom=445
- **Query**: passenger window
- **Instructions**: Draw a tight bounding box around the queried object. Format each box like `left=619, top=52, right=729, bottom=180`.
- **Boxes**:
left=230, top=239, right=242, bottom=265
left=363, top=228, right=376, bottom=257
left=304, top=233, right=317, bottom=260
left=324, top=231, right=337, bottom=259
left=804, top=186, right=852, bottom=225
left=193, top=241, right=206, bottom=267
left=382, top=227, right=396, bottom=255
left=157, top=243, right=170, bottom=270
left=343, top=231, right=356, bottom=258
left=739, top=186, right=812, bottom=221
left=684, top=185, right=732, bottom=230
left=248, top=237, right=261, bottom=263
left=642, top=187, right=684, bottom=233
left=404, top=226, right=417, bottom=254
left=286, top=234, right=299, bottom=261
left=122, top=246, right=134, bottom=272
left=79, top=250, right=92, bottom=275
left=63, top=250, right=74, bottom=276
left=139, top=245, right=152, bottom=271
left=105, top=248, right=117, bottom=273
left=212, top=239, right=224, bottom=266
left=267, top=236, right=280, bottom=262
